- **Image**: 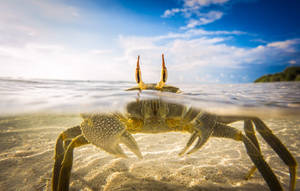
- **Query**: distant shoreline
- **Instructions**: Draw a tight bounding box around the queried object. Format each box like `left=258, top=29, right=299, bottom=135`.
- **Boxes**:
left=254, top=66, right=300, bottom=83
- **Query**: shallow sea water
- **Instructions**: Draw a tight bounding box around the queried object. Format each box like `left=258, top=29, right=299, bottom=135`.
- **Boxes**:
left=0, top=78, right=299, bottom=191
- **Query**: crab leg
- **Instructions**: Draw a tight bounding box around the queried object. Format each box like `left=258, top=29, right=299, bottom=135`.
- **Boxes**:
left=212, top=123, right=283, bottom=191
left=215, top=117, right=261, bottom=152
left=243, top=119, right=261, bottom=179
left=52, top=126, right=82, bottom=191
left=217, top=115, right=297, bottom=190
left=57, top=135, right=89, bottom=191
left=252, top=118, right=297, bottom=191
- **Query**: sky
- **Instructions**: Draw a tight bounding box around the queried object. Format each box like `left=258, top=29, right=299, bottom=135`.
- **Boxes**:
left=0, top=0, right=300, bottom=84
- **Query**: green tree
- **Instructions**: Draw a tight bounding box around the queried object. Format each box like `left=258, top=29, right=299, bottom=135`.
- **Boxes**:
left=254, top=66, right=300, bottom=83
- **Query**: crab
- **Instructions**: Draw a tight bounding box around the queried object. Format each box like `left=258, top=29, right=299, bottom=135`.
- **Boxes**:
left=51, top=55, right=297, bottom=191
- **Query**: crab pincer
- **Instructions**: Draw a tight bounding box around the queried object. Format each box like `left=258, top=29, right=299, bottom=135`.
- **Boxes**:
left=81, top=113, right=142, bottom=159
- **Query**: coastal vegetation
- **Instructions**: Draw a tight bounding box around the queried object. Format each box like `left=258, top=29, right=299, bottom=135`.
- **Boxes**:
left=254, top=66, right=300, bottom=82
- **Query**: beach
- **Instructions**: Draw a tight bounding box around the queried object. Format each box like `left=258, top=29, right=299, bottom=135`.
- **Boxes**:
left=0, top=113, right=299, bottom=191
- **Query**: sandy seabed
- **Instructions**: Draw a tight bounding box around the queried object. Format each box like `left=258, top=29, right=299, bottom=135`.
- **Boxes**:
left=0, top=114, right=299, bottom=191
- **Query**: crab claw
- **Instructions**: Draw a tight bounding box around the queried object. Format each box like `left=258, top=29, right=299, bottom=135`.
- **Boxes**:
left=80, top=114, right=143, bottom=159
left=179, top=113, right=216, bottom=156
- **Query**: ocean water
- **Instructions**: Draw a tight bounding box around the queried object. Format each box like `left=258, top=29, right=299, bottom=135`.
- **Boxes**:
left=0, top=78, right=299, bottom=191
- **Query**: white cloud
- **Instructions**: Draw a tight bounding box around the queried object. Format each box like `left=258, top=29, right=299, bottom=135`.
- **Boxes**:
left=267, top=39, right=300, bottom=52
left=116, top=32, right=300, bottom=83
left=162, top=0, right=230, bottom=29
left=0, top=0, right=120, bottom=81
left=0, top=42, right=129, bottom=81
left=1, top=0, right=299, bottom=84
left=1, top=24, right=299, bottom=83
left=184, top=0, right=230, bottom=7
left=181, top=11, right=223, bottom=29
left=1, top=0, right=80, bottom=22
left=162, top=8, right=183, bottom=18
left=90, top=49, right=113, bottom=55
left=251, top=39, right=268, bottom=44
left=153, top=29, right=245, bottom=41
left=289, top=60, right=296, bottom=65
left=0, top=0, right=82, bottom=48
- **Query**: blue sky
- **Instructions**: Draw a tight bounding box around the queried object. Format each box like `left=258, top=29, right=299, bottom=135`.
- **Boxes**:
left=0, top=0, right=299, bottom=83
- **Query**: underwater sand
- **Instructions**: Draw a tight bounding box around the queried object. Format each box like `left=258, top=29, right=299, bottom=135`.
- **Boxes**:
left=0, top=114, right=299, bottom=191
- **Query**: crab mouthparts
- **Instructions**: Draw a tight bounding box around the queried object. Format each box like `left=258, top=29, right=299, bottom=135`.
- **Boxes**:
left=145, top=117, right=166, bottom=127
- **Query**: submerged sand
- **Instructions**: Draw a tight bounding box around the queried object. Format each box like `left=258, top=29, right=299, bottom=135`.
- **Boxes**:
left=0, top=114, right=299, bottom=191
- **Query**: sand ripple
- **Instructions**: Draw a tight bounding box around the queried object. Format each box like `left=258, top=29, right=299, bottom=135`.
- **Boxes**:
left=0, top=115, right=299, bottom=191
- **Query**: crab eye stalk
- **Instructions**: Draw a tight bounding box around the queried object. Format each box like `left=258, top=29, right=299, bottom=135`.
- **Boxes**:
left=135, top=55, right=146, bottom=90
left=161, top=54, right=168, bottom=83
left=156, top=53, right=168, bottom=89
